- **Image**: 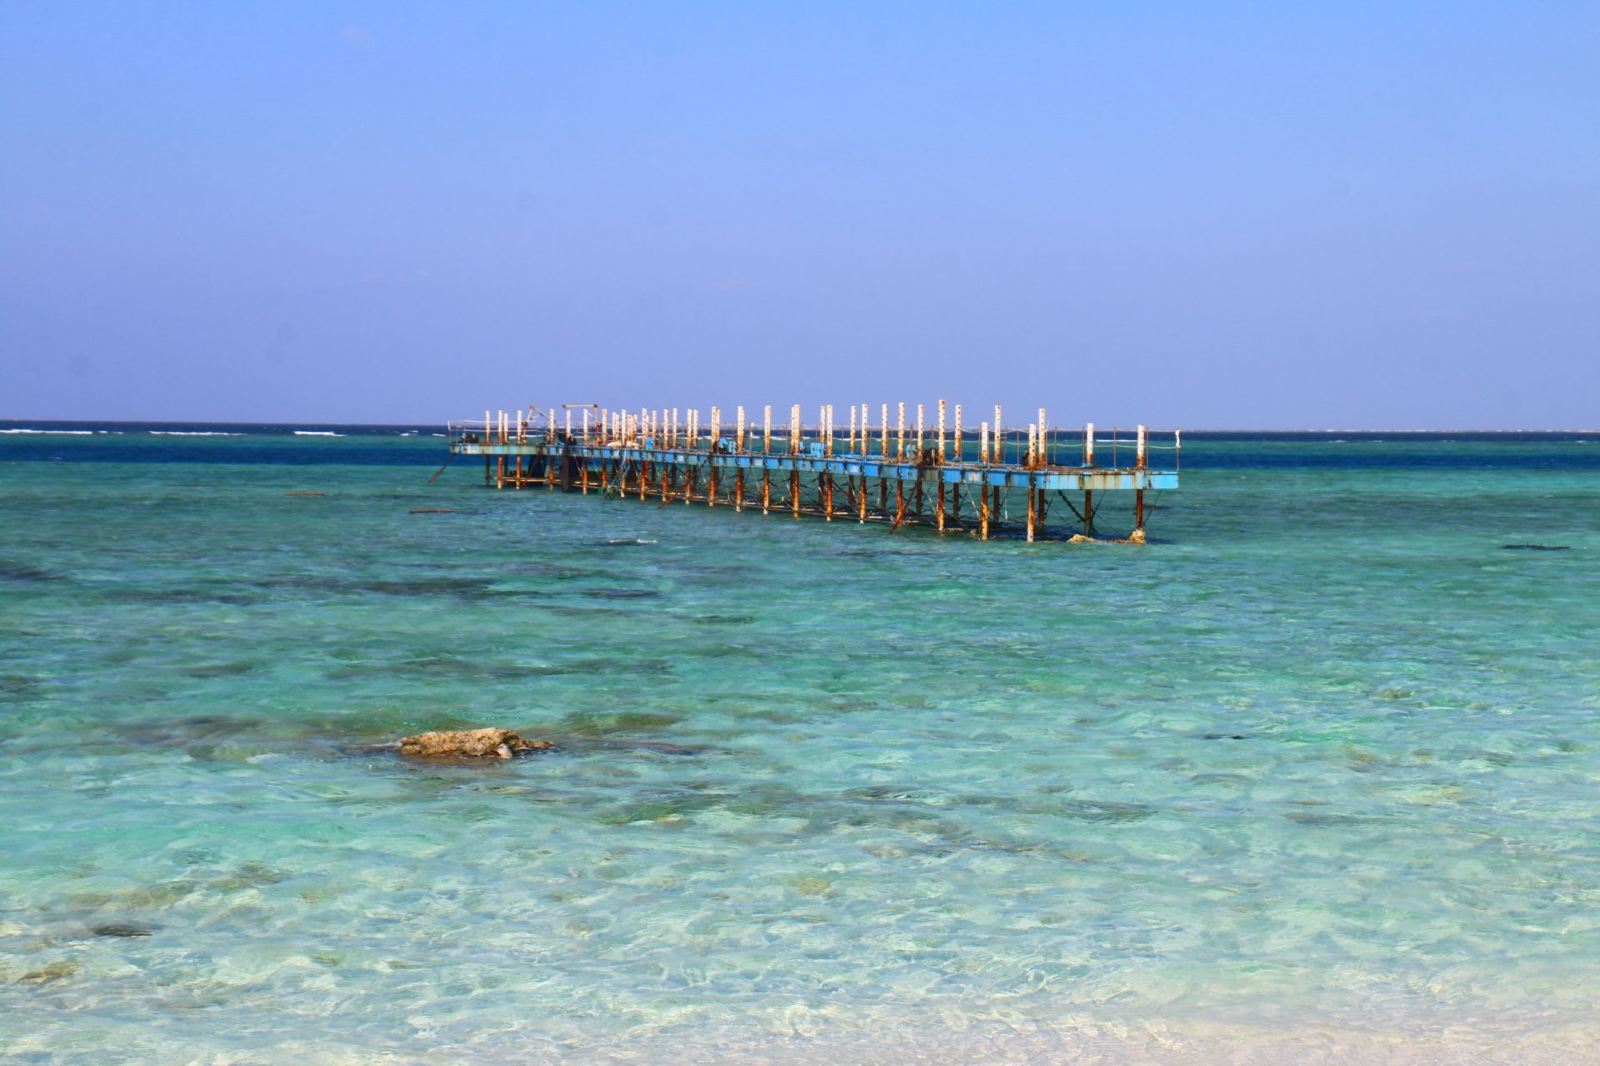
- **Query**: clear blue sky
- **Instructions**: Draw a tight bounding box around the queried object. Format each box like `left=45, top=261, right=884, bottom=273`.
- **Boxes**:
left=3, top=2, right=1596, bottom=428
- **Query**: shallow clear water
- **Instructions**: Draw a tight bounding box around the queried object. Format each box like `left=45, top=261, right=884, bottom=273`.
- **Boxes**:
left=3, top=426, right=1598, bottom=1063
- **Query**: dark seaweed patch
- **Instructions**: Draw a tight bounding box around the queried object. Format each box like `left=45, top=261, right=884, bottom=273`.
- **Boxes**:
left=0, top=562, right=65, bottom=583
left=501, top=562, right=600, bottom=579
left=561, top=710, right=683, bottom=735
left=105, top=587, right=258, bottom=606
left=185, top=661, right=258, bottom=679
left=116, top=715, right=260, bottom=746
left=250, top=575, right=497, bottom=599
left=583, top=588, right=661, bottom=599
left=0, top=675, right=45, bottom=699
left=92, top=923, right=155, bottom=938
left=1501, top=543, right=1571, bottom=551
left=355, top=578, right=496, bottom=597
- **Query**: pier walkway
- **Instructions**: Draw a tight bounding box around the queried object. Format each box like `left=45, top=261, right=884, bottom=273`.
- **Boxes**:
left=448, top=402, right=1178, bottom=542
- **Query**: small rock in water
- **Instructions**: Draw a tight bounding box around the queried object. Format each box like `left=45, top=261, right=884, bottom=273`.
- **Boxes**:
left=19, top=961, right=77, bottom=984
left=92, top=923, right=155, bottom=938
left=398, top=728, right=554, bottom=760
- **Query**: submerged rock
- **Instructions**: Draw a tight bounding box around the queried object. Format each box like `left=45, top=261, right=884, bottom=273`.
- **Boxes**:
left=398, top=728, right=554, bottom=760
left=92, top=923, right=155, bottom=938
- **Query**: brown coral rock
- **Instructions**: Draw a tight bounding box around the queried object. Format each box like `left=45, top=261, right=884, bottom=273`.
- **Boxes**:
left=398, top=728, right=553, bottom=760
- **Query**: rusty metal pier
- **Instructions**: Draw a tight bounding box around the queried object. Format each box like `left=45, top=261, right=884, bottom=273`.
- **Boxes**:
left=447, top=402, right=1178, bottom=543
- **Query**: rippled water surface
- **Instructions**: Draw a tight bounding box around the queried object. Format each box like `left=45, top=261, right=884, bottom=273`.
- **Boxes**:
left=3, top=426, right=1599, bottom=1063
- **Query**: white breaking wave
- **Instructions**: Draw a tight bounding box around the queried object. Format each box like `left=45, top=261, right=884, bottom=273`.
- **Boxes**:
left=149, top=431, right=243, bottom=437
left=293, top=431, right=344, bottom=437
left=0, top=428, right=94, bottom=435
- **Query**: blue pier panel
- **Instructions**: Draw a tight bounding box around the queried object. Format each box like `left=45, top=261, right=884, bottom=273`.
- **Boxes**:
left=453, top=440, right=1178, bottom=492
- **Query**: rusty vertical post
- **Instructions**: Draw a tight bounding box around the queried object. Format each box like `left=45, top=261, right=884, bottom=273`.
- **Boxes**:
left=1026, top=460, right=1036, bottom=544
left=684, top=409, right=696, bottom=504
left=1083, top=421, right=1095, bottom=536
left=913, top=402, right=926, bottom=516
left=1033, top=420, right=1045, bottom=535
left=735, top=406, right=747, bottom=511
left=1134, top=424, right=1147, bottom=540
left=762, top=404, right=772, bottom=514
left=825, top=403, right=838, bottom=518
left=894, top=401, right=905, bottom=525
left=878, top=403, right=888, bottom=513
left=790, top=404, right=801, bottom=518
left=978, top=444, right=989, bottom=539
left=708, top=406, right=720, bottom=507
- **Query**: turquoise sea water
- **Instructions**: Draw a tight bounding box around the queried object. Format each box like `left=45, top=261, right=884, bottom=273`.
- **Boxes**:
left=2, top=426, right=1598, bottom=1063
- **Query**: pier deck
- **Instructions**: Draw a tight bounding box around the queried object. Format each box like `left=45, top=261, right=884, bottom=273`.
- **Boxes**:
left=448, top=403, right=1178, bottom=542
